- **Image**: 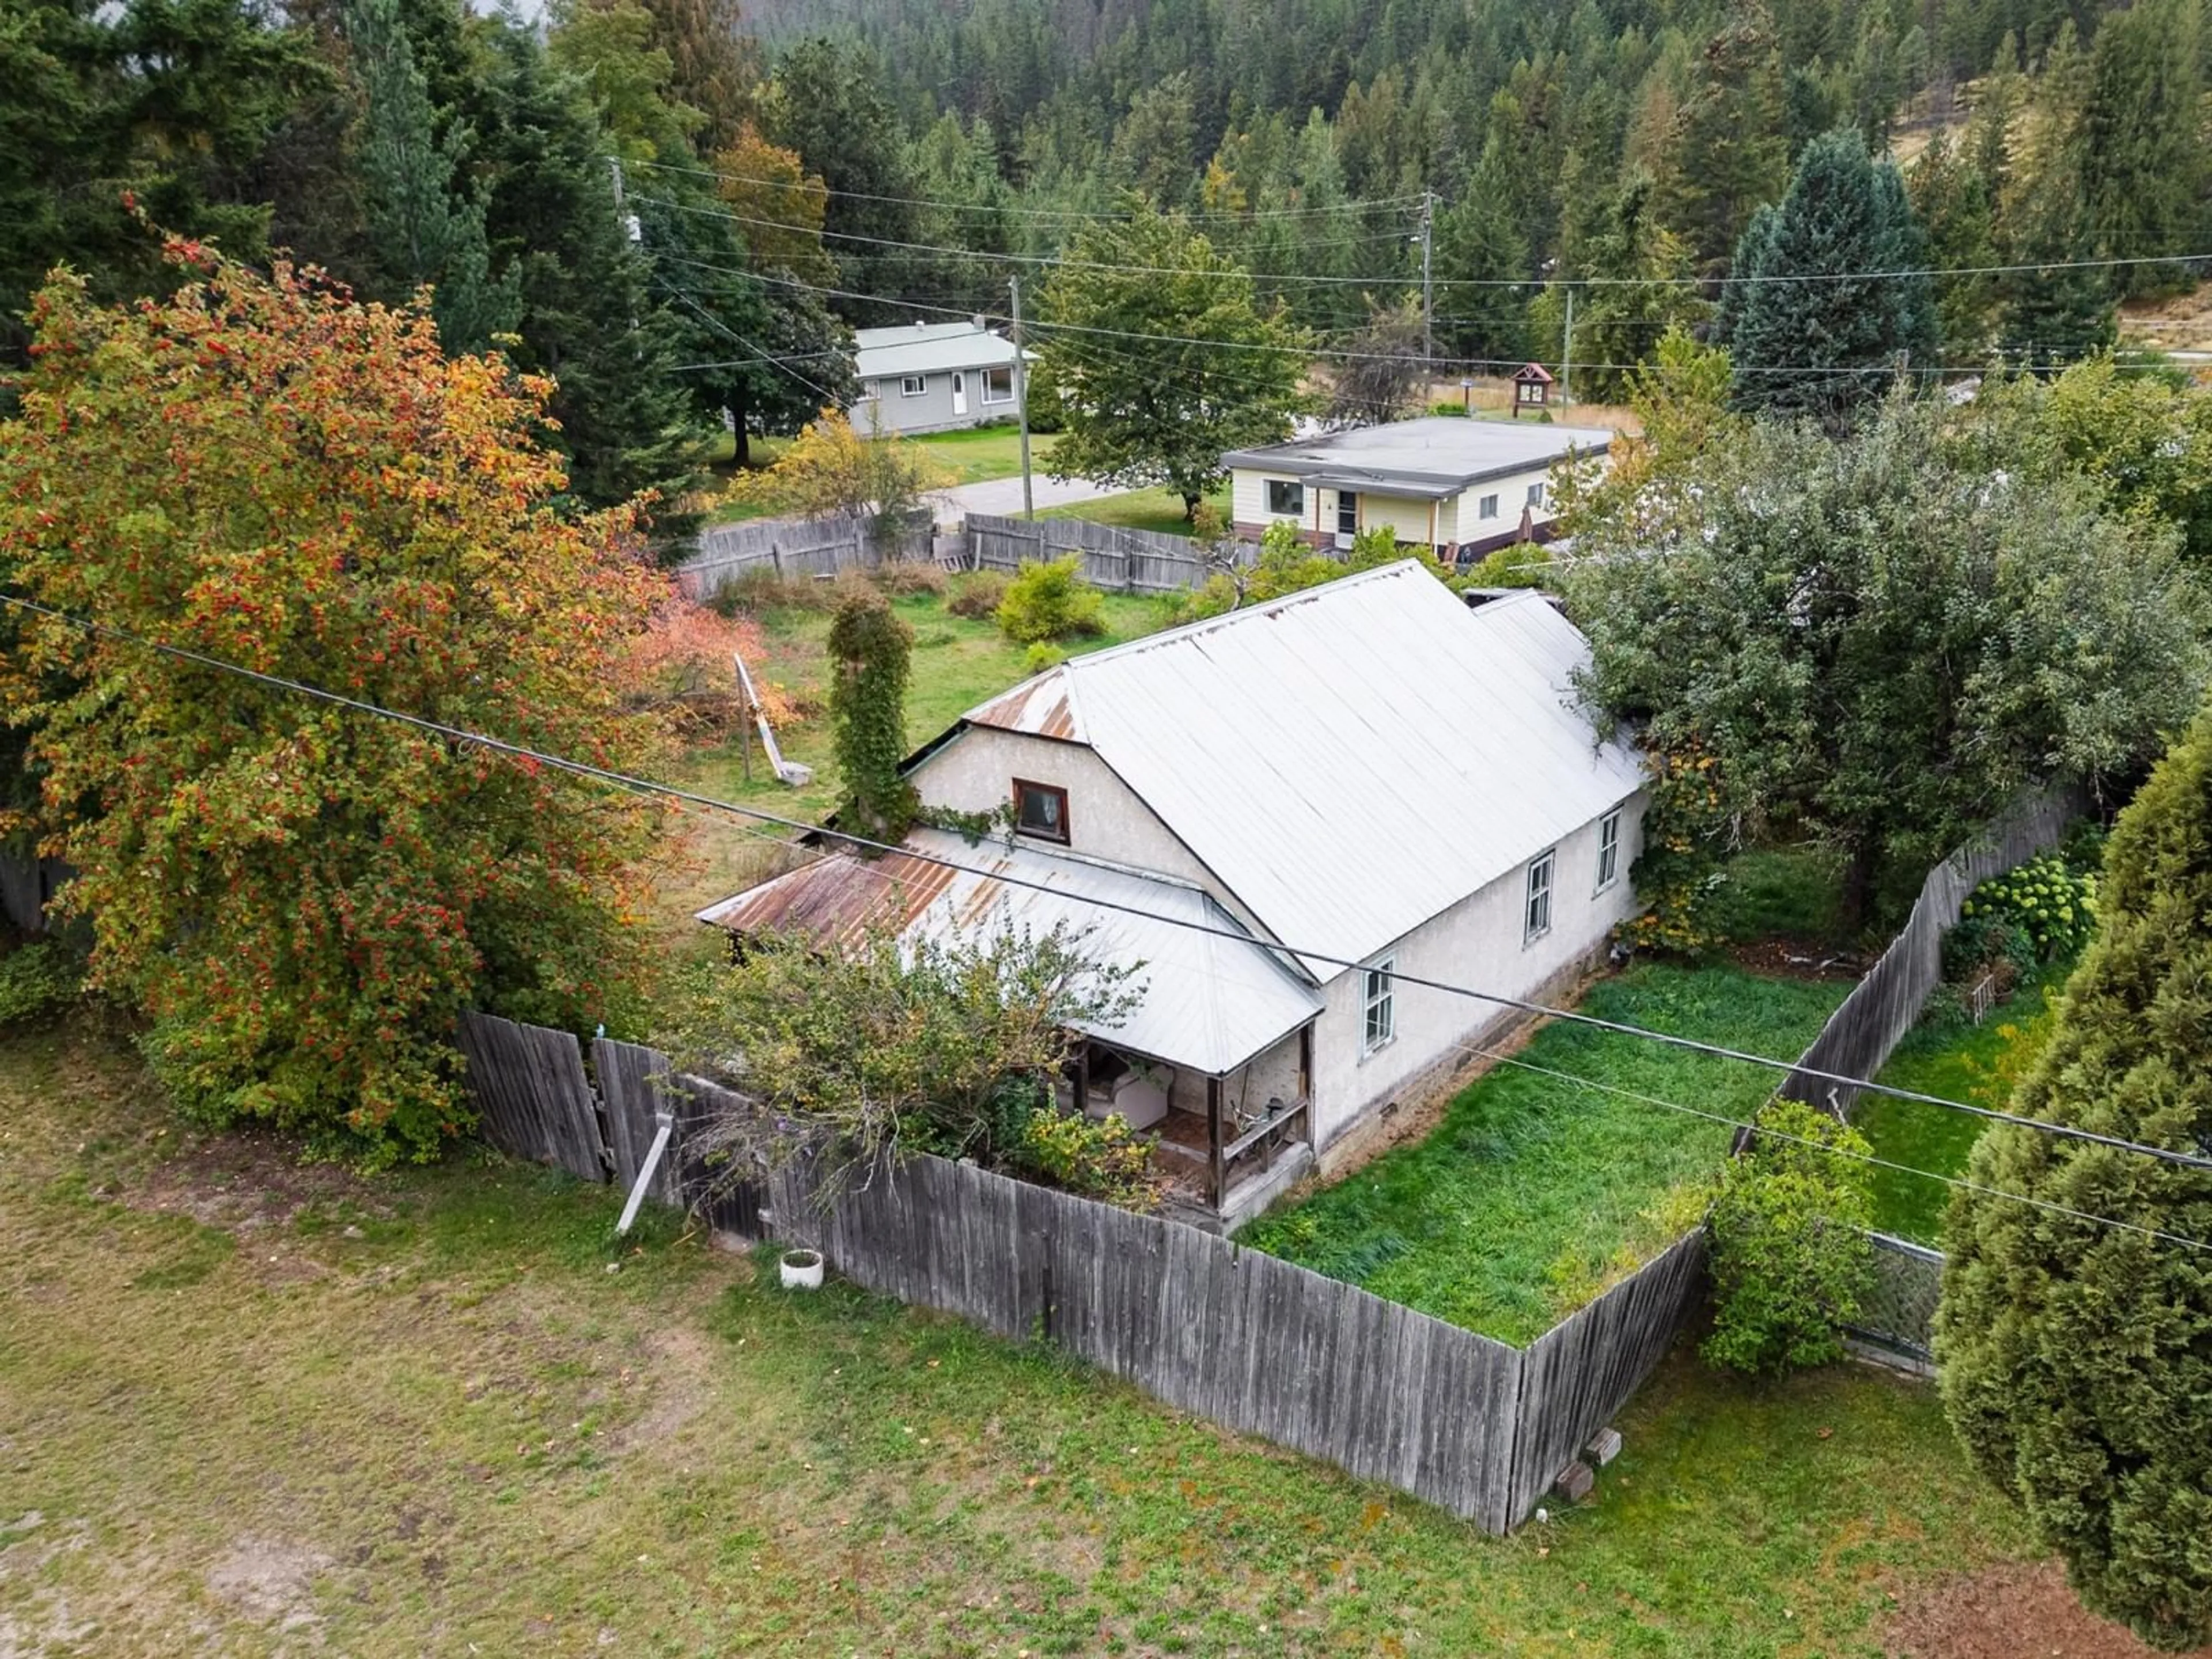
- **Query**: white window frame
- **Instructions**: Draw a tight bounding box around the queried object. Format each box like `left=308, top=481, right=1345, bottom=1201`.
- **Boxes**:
left=1527, top=481, right=1546, bottom=507
left=1478, top=493, right=1500, bottom=520
left=900, top=374, right=929, bottom=397
left=1266, top=478, right=1306, bottom=517
left=1362, top=957, right=1396, bottom=1054
left=1525, top=849, right=1555, bottom=944
left=980, top=365, right=1015, bottom=404
left=1595, top=809, right=1622, bottom=893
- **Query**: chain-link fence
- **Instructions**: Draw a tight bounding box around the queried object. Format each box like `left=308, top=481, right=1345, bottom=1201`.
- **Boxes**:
left=1845, top=1229, right=1944, bottom=1367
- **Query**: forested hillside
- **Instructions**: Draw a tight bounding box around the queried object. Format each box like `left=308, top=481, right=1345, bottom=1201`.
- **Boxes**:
left=3, top=0, right=2205, bottom=520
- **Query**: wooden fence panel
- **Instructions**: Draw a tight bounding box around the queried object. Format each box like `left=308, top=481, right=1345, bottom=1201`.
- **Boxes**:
left=964, top=512, right=1228, bottom=594
left=593, top=1038, right=679, bottom=1204
left=454, top=1012, right=605, bottom=1183
left=1782, top=789, right=2083, bottom=1112
left=676, top=514, right=937, bottom=600
left=1505, top=1230, right=1707, bottom=1524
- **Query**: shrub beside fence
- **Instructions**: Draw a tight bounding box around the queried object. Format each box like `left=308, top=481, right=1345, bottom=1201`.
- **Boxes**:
left=1760, top=787, right=2084, bottom=1368
left=455, top=1010, right=1705, bottom=1534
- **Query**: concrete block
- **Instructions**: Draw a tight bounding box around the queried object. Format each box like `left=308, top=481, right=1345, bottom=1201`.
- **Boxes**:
left=1584, top=1427, right=1623, bottom=1467
left=1553, top=1460, right=1595, bottom=1504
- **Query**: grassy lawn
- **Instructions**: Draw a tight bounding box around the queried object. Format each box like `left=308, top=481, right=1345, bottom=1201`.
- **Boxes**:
left=0, top=1019, right=2052, bottom=1656
left=1041, top=485, right=1229, bottom=539
left=1853, top=959, right=2077, bottom=1245
left=908, top=423, right=1061, bottom=484
left=1244, top=965, right=1853, bottom=1346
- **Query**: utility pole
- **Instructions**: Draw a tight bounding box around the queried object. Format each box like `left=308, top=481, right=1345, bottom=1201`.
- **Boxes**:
left=1560, top=283, right=1574, bottom=408
left=1419, top=191, right=1435, bottom=373
left=1009, top=274, right=1035, bottom=521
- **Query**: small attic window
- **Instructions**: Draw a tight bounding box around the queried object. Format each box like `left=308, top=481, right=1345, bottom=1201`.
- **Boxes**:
left=1013, top=779, right=1069, bottom=843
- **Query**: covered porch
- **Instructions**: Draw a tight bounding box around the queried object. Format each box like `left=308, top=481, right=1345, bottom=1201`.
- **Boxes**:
left=1062, top=1020, right=1316, bottom=1232
left=698, top=827, right=1327, bottom=1229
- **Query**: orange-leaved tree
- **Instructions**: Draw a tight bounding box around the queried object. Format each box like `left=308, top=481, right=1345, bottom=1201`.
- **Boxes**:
left=0, top=245, right=672, bottom=1166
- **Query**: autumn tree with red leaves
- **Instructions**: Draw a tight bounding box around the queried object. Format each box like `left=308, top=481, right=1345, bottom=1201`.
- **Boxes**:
left=0, top=247, right=672, bottom=1165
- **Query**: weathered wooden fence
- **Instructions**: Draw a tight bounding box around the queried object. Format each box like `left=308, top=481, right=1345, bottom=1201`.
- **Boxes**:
left=1759, top=788, right=2085, bottom=1368
left=1780, top=789, right=2082, bottom=1114
left=457, top=1010, right=1700, bottom=1533
left=966, top=512, right=1242, bottom=594
left=676, top=513, right=938, bottom=599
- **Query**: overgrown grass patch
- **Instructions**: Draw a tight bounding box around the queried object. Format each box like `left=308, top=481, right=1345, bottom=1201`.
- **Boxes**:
left=1244, top=965, right=1851, bottom=1345
left=1853, top=959, right=2076, bottom=1244
left=0, top=1018, right=2046, bottom=1655
left=1705, top=845, right=1851, bottom=945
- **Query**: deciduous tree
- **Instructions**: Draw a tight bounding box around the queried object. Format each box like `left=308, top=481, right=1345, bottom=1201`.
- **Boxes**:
left=1035, top=210, right=1310, bottom=519
left=729, top=407, right=950, bottom=525
left=1938, top=704, right=2212, bottom=1650
left=0, top=248, right=669, bottom=1166
left=1562, top=396, right=2208, bottom=932
left=825, top=585, right=918, bottom=843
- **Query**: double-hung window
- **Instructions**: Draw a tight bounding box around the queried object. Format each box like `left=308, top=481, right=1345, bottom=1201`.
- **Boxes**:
left=1596, top=809, right=1622, bottom=893
left=1362, top=959, right=1396, bottom=1053
left=982, top=366, right=1015, bottom=403
left=1266, top=479, right=1306, bottom=516
left=900, top=374, right=928, bottom=397
left=1525, top=849, right=1555, bottom=944
left=1012, top=778, right=1070, bottom=843
left=1478, top=493, right=1500, bottom=520
left=1527, top=481, right=1546, bottom=507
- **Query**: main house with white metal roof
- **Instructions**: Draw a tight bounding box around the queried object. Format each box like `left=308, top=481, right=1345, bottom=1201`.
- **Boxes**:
left=699, top=562, right=1645, bottom=1229
left=851, top=317, right=1025, bottom=435
left=1224, top=415, right=1613, bottom=563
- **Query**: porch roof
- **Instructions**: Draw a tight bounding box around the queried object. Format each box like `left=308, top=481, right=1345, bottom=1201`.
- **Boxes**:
left=696, top=828, right=1322, bottom=1077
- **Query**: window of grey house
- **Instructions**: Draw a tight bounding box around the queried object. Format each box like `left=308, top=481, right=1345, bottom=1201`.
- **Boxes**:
left=1596, top=810, right=1621, bottom=892
left=982, top=366, right=1015, bottom=402
left=1363, top=959, right=1396, bottom=1052
left=1266, top=479, right=1306, bottom=516
left=1525, top=849, right=1555, bottom=942
left=900, top=374, right=928, bottom=396
left=1013, top=779, right=1069, bottom=843
left=1479, top=493, right=1500, bottom=519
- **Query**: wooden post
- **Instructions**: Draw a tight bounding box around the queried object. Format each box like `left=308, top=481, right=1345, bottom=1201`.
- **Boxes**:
left=1207, top=1074, right=1225, bottom=1212
left=1074, top=1046, right=1090, bottom=1117
left=1298, top=1022, right=1313, bottom=1115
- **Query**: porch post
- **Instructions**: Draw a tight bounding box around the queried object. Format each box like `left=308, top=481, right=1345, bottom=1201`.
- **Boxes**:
left=1207, top=1074, right=1225, bottom=1210
left=1074, top=1044, right=1090, bottom=1116
left=1298, top=1022, right=1313, bottom=1111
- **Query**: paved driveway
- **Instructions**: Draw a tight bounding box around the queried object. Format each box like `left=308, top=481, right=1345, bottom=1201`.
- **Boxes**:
left=931, top=471, right=1122, bottom=524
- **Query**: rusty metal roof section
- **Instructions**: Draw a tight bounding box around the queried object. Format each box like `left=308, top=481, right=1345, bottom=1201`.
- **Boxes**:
left=960, top=562, right=1645, bottom=979
left=698, top=829, right=1322, bottom=1077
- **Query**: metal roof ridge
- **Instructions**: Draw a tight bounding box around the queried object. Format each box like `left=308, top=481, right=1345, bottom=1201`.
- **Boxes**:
left=906, top=825, right=1210, bottom=895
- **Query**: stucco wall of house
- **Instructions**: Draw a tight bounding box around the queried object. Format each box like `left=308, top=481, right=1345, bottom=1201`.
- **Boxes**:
left=1305, top=793, right=1645, bottom=1149
left=910, top=727, right=1225, bottom=896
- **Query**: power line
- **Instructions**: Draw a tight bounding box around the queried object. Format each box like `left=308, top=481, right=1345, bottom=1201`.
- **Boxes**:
left=633, top=194, right=1423, bottom=290
left=10, top=589, right=2210, bottom=1178
left=1464, top=1043, right=2212, bottom=1254
left=620, top=154, right=1431, bottom=224
left=650, top=251, right=2162, bottom=380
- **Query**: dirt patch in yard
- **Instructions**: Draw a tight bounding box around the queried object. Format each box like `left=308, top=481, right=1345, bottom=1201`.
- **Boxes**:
left=207, top=1536, right=334, bottom=1636
left=1729, top=937, right=1868, bottom=982
left=1883, top=1560, right=2212, bottom=1659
